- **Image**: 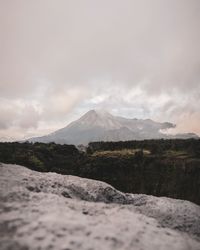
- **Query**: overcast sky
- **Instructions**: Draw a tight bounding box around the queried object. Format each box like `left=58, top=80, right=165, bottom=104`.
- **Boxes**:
left=0, top=0, right=200, bottom=140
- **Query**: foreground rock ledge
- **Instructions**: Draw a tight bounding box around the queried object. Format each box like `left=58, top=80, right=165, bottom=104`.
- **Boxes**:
left=0, top=163, right=200, bottom=250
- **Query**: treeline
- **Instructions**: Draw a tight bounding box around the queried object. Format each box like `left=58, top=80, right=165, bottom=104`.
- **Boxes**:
left=82, top=153, right=200, bottom=205
left=87, top=139, right=200, bottom=155
left=0, top=140, right=200, bottom=205
left=0, top=142, right=82, bottom=174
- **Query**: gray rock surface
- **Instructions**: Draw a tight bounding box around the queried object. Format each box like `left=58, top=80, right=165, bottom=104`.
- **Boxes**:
left=0, top=163, right=200, bottom=250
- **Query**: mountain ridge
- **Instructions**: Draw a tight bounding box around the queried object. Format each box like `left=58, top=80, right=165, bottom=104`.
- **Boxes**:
left=29, top=109, right=198, bottom=145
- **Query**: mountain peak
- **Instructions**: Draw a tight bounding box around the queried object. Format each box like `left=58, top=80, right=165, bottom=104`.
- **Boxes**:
left=77, top=109, right=119, bottom=129
left=83, top=109, right=112, bottom=117
left=28, top=110, right=198, bottom=145
left=93, top=109, right=112, bottom=116
left=79, top=109, right=113, bottom=122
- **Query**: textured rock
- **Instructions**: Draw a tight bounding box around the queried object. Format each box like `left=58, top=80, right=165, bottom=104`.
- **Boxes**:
left=0, top=163, right=200, bottom=250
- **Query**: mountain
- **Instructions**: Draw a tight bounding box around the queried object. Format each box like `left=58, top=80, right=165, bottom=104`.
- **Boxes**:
left=29, top=109, right=198, bottom=145
left=1, top=163, right=200, bottom=250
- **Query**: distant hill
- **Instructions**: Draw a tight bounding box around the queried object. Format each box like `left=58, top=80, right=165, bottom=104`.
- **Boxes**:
left=29, top=109, right=198, bottom=145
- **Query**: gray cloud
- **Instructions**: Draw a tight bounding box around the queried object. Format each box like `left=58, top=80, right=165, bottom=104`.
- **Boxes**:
left=0, top=0, right=200, bottom=139
left=0, top=98, right=40, bottom=129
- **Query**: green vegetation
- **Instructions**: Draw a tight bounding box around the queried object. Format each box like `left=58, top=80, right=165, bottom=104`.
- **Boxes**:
left=0, top=142, right=81, bottom=174
left=0, top=139, right=200, bottom=205
left=87, top=139, right=200, bottom=157
left=91, top=149, right=151, bottom=158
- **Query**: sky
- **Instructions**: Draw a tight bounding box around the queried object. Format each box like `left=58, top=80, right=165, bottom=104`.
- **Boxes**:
left=0, top=0, right=200, bottom=140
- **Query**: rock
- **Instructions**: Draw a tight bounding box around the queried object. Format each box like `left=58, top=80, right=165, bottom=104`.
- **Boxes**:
left=0, top=163, right=200, bottom=250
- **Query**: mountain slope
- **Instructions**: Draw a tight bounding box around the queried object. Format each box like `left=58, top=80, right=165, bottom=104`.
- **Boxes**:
left=29, top=110, right=198, bottom=145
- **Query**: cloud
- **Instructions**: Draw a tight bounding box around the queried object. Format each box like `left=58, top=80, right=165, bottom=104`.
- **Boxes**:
left=0, top=0, right=200, bottom=139
left=0, top=98, right=40, bottom=129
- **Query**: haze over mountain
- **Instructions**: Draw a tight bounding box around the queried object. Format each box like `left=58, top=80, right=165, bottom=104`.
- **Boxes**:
left=1, top=1, right=200, bottom=140
left=29, top=110, right=198, bottom=145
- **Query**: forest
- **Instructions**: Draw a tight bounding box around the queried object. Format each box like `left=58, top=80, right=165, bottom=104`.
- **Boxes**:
left=0, top=139, right=200, bottom=205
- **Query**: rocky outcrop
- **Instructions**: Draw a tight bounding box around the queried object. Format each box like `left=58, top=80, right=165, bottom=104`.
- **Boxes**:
left=0, top=163, right=200, bottom=250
